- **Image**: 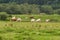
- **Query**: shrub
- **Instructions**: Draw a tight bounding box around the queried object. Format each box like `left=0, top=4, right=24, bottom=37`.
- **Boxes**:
left=0, top=12, right=8, bottom=20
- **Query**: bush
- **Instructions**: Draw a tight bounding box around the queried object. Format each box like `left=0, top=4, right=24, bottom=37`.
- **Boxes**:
left=0, top=12, right=8, bottom=20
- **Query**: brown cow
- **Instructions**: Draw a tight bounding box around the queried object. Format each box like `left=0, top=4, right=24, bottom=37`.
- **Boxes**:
left=11, top=16, right=17, bottom=21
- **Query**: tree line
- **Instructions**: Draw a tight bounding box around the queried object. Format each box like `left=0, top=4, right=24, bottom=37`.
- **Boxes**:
left=0, top=0, right=60, bottom=14
left=0, top=0, right=60, bottom=5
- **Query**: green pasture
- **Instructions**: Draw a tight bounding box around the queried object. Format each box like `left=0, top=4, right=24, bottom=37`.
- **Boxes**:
left=0, top=14, right=60, bottom=40
left=0, top=21, right=60, bottom=40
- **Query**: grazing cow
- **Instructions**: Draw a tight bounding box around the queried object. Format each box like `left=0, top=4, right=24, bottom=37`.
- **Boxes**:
left=11, top=16, right=17, bottom=21
left=17, top=18, right=22, bottom=22
left=30, top=16, right=34, bottom=19
left=31, top=18, right=35, bottom=22
left=36, top=19, right=41, bottom=22
left=46, top=19, right=50, bottom=22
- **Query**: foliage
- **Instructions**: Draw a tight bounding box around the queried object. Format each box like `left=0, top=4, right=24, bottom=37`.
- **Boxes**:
left=0, top=3, right=40, bottom=14
left=40, top=5, right=53, bottom=14
left=0, top=12, right=8, bottom=20
left=52, top=9, right=60, bottom=15
left=0, top=1, right=59, bottom=14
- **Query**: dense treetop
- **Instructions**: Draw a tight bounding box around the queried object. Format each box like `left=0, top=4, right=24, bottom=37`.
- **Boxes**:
left=0, top=0, right=60, bottom=14
left=0, top=0, right=60, bottom=5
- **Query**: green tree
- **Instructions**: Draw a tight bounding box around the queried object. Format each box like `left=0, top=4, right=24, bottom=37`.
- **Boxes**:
left=0, top=12, right=8, bottom=20
left=53, top=9, right=60, bottom=14
left=40, top=5, right=53, bottom=14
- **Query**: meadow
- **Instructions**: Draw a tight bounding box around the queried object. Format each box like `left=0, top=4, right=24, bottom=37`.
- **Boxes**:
left=0, top=15, right=60, bottom=40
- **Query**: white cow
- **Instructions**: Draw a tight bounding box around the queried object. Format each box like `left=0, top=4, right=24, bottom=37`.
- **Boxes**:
left=31, top=18, right=35, bottom=22
left=46, top=19, right=50, bottom=22
left=17, top=18, right=22, bottom=22
left=11, top=16, right=16, bottom=19
left=36, top=19, right=41, bottom=22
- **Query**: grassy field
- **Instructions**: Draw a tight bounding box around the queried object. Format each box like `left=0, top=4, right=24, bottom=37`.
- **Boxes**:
left=0, top=21, right=60, bottom=40
left=0, top=14, right=60, bottom=40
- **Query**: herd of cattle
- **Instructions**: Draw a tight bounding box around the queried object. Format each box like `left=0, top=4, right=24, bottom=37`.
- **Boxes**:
left=11, top=16, right=50, bottom=22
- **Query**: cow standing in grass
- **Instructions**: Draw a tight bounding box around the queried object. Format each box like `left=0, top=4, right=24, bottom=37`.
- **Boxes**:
left=17, top=18, right=22, bottom=22
left=31, top=18, right=35, bottom=22
left=36, top=19, right=41, bottom=22
left=11, top=16, right=17, bottom=21
left=46, top=19, right=50, bottom=22
left=30, top=16, right=34, bottom=19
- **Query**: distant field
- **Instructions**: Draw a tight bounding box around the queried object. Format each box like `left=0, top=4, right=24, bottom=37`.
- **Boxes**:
left=0, top=21, right=60, bottom=40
